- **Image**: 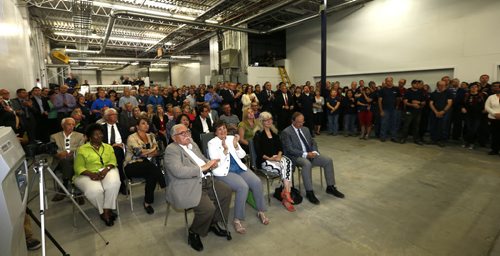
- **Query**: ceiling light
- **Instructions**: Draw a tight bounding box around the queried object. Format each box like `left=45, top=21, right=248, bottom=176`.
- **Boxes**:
left=170, top=55, right=191, bottom=59
left=131, top=61, right=139, bottom=65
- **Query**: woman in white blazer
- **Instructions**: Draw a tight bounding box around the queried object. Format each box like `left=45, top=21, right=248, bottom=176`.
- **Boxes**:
left=208, top=120, right=268, bottom=234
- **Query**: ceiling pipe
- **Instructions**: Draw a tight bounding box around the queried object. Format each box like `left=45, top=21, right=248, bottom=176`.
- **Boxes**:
left=99, top=9, right=118, bottom=54
left=174, top=0, right=369, bottom=53
left=96, top=0, right=369, bottom=54
left=69, top=57, right=200, bottom=62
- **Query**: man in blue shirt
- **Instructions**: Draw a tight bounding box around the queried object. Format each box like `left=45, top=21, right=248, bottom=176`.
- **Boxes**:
left=91, top=89, right=113, bottom=119
left=147, top=86, right=164, bottom=111
left=204, top=85, right=222, bottom=112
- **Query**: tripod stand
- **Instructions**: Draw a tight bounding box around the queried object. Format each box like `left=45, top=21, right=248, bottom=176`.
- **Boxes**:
left=30, top=156, right=109, bottom=256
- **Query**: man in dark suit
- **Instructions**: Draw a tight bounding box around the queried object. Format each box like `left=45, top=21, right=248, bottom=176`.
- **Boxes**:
left=30, top=87, right=50, bottom=142
left=101, top=108, right=127, bottom=194
left=11, top=88, right=37, bottom=143
left=274, top=82, right=295, bottom=131
left=164, top=124, right=232, bottom=251
left=258, top=81, right=275, bottom=114
left=191, top=105, right=214, bottom=148
left=281, top=112, right=344, bottom=204
left=220, top=82, right=242, bottom=115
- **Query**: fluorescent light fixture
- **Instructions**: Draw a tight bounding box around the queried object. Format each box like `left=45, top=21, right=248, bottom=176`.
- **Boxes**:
left=172, top=14, right=196, bottom=21
left=65, top=49, right=100, bottom=54
left=69, top=59, right=129, bottom=65
left=170, top=55, right=191, bottom=59
left=131, top=61, right=139, bottom=65
left=150, top=63, right=169, bottom=67
left=205, top=19, right=219, bottom=24
left=54, top=31, right=164, bottom=45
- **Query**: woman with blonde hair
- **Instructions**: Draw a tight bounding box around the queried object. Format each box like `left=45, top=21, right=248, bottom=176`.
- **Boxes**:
left=253, top=111, right=295, bottom=212
left=237, top=107, right=260, bottom=153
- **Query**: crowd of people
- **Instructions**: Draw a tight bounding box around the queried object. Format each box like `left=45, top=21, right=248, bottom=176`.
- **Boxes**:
left=0, top=72, right=499, bottom=252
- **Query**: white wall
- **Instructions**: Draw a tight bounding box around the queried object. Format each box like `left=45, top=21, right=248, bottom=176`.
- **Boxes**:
left=171, top=56, right=210, bottom=86
left=287, top=0, right=500, bottom=86
left=0, top=0, right=35, bottom=92
left=247, top=67, right=282, bottom=86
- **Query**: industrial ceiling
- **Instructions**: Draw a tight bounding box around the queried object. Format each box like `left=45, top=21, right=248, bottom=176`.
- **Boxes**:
left=25, top=0, right=369, bottom=65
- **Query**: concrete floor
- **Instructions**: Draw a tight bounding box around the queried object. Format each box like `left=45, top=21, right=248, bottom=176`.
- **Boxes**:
left=27, top=134, right=500, bottom=256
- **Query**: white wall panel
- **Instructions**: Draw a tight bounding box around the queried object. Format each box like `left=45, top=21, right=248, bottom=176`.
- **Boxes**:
left=247, top=67, right=282, bottom=87
left=0, top=0, right=35, bottom=92
left=287, top=0, right=500, bottom=85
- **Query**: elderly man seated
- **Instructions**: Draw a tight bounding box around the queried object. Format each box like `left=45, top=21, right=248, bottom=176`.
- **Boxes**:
left=50, top=117, right=85, bottom=203
left=164, top=124, right=232, bottom=252
left=101, top=108, right=127, bottom=194
left=281, top=112, right=345, bottom=205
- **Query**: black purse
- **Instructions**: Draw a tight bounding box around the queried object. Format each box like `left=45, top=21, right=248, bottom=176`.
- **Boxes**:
left=273, top=186, right=303, bottom=205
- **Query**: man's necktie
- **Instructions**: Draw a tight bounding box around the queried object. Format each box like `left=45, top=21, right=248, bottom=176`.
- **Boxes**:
left=110, top=125, right=116, bottom=144
left=297, top=128, right=312, bottom=152
left=284, top=94, right=288, bottom=106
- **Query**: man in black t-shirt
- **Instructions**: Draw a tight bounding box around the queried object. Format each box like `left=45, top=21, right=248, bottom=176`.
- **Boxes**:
left=429, top=80, right=453, bottom=147
left=398, top=80, right=425, bottom=144
left=378, top=77, right=401, bottom=142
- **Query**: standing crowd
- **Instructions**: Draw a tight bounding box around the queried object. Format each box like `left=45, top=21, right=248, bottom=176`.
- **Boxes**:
left=0, top=72, right=499, bottom=252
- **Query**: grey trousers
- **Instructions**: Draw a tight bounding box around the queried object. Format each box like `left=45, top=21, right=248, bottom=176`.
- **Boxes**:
left=216, top=170, right=266, bottom=220
left=191, top=178, right=232, bottom=237
left=295, top=155, right=336, bottom=191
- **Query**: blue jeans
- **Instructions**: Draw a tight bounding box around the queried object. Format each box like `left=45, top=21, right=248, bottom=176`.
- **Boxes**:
left=343, top=113, right=356, bottom=135
left=429, top=111, right=451, bottom=142
left=380, top=108, right=397, bottom=139
left=327, top=113, right=339, bottom=135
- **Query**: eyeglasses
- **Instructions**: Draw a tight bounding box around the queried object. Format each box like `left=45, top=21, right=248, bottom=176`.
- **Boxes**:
left=174, top=130, right=191, bottom=137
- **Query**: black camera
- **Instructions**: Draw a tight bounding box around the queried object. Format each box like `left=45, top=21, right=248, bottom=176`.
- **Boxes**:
left=24, top=141, right=58, bottom=158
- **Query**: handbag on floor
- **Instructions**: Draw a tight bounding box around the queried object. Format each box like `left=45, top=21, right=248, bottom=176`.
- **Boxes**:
left=273, top=186, right=303, bottom=205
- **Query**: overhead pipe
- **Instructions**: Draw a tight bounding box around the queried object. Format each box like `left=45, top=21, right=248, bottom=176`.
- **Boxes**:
left=69, top=57, right=200, bottom=62
left=97, top=0, right=369, bottom=54
left=173, top=0, right=369, bottom=53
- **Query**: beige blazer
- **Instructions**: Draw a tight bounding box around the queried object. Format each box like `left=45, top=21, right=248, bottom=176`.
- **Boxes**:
left=164, top=142, right=206, bottom=209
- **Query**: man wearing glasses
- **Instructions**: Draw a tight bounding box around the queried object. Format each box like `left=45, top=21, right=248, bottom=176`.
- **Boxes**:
left=50, top=117, right=85, bottom=202
left=164, top=124, right=232, bottom=251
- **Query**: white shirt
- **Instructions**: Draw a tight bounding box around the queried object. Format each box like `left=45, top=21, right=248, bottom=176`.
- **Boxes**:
left=200, top=117, right=209, bottom=133
left=293, top=126, right=319, bottom=158
left=63, top=132, right=72, bottom=152
left=179, top=144, right=209, bottom=178
left=485, top=94, right=500, bottom=119
left=106, top=123, right=122, bottom=144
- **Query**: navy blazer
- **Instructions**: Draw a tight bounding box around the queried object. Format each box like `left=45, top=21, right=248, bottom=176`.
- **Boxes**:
left=280, top=125, right=319, bottom=163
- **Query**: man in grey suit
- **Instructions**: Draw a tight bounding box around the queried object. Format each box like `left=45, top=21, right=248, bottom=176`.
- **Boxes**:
left=164, top=124, right=232, bottom=252
left=281, top=112, right=345, bottom=204
left=50, top=117, right=86, bottom=202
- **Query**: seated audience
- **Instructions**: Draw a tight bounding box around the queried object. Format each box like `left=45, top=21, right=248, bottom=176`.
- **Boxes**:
left=237, top=107, right=260, bottom=153
left=50, top=117, right=86, bottom=202
left=101, top=108, right=127, bottom=194
left=74, top=124, right=121, bottom=226
left=208, top=121, right=269, bottom=234
left=192, top=105, right=214, bottom=147
left=124, top=117, right=166, bottom=214
left=152, top=105, right=169, bottom=145
left=219, top=103, right=240, bottom=133
left=254, top=112, right=295, bottom=212
left=164, top=124, right=232, bottom=251
left=281, top=112, right=345, bottom=205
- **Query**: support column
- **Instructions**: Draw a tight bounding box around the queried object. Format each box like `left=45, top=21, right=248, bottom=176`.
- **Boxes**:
left=320, top=0, right=327, bottom=96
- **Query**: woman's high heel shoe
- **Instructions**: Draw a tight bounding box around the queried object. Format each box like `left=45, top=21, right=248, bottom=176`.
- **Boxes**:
left=281, top=190, right=295, bottom=212
left=281, top=190, right=294, bottom=204
left=257, top=212, right=270, bottom=225
left=233, top=219, right=246, bottom=234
